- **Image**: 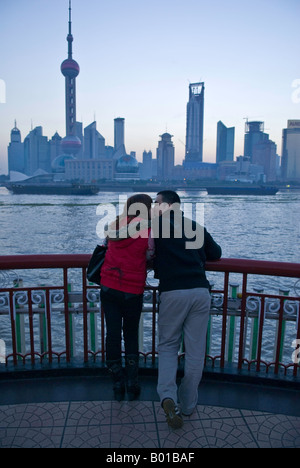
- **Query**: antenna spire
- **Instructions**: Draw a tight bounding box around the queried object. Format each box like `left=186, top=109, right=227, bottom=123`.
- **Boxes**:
left=67, top=0, right=73, bottom=59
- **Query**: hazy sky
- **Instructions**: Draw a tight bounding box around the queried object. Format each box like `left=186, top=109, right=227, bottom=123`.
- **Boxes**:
left=0, top=0, right=299, bottom=174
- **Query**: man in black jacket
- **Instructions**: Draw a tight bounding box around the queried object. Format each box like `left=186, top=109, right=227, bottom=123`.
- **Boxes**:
left=153, top=190, right=222, bottom=429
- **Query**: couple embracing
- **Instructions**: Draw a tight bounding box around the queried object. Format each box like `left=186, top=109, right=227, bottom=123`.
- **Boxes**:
left=99, top=190, right=222, bottom=429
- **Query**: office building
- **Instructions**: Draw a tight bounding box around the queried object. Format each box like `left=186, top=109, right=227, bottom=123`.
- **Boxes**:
left=49, top=132, right=63, bottom=164
left=216, top=121, right=235, bottom=163
left=24, top=126, right=50, bottom=175
left=83, top=122, right=106, bottom=159
left=8, top=122, right=24, bottom=174
left=157, top=133, right=175, bottom=180
left=281, top=120, right=300, bottom=181
left=65, top=159, right=114, bottom=182
left=244, top=121, right=269, bottom=161
left=252, top=140, right=277, bottom=181
left=114, top=118, right=125, bottom=152
left=140, top=151, right=153, bottom=180
left=185, top=82, right=205, bottom=165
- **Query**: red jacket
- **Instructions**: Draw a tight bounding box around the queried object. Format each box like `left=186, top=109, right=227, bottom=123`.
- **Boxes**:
left=100, top=218, right=150, bottom=295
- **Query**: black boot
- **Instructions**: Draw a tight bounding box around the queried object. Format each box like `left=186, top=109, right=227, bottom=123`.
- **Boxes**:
left=107, top=359, right=126, bottom=402
left=125, top=354, right=141, bottom=401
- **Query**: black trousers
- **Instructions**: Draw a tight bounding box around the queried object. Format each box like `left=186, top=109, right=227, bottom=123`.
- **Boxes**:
left=100, top=287, right=143, bottom=362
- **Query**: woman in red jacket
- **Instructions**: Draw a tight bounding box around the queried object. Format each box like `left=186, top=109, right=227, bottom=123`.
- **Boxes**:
left=100, top=194, right=153, bottom=401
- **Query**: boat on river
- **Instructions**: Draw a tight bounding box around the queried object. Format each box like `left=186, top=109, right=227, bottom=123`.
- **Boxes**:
left=5, top=182, right=99, bottom=196
left=206, top=185, right=279, bottom=195
left=4, top=173, right=99, bottom=196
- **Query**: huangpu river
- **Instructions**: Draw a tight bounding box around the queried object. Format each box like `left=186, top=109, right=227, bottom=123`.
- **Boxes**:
left=0, top=186, right=299, bottom=362
left=0, top=186, right=299, bottom=264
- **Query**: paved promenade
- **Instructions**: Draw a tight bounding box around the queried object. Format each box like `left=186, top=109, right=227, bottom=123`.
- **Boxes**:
left=1, top=399, right=300, bottom=448
left=0, top=374, right=299, bottom=448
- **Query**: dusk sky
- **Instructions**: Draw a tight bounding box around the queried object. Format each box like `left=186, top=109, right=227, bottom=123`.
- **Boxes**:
left=0, top=0, right=299, bottom=174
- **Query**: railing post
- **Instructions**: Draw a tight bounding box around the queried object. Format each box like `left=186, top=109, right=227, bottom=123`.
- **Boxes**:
left=27, top=290, right=36, bottom=365
left=13, top=280, right=25, bottom=360
left=220, top=272, right=229, bottom=368
left=9, top=291, right=18, bottom=366
left=45, top=289, right=53, bottom=363
left=226, top=283, right=239, bottom=363
left=15, top=312, right=25, bottom=359
left=63, top=268, right=71, bottom=363
left=82, top=269, right=88, bottom=362
left=277, top=289, right=289, bottom=363
left=38, top=287, right=48, bottom=357
left=250, top=288, right=264, bottom=361
left=238, top=273, right=248, bottom=370
left=274, top=297, right=285, bottom=374
left=256, top=296, right=265, bottom=372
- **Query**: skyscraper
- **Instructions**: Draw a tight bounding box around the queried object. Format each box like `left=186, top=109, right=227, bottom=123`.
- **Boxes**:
left=185, top=82, right=205, bottom=164
left=8, top=121, right=24, bottom=174
left=84, top=122, right=106, bottom=159
left=244, top=121, right=269, bottom=162
left=60, top=0, right=81, bottom=156
left=114, top=118, right=125, bottom=152
left=140, top=150, right=153, bottom=180
left=252, top=140, right=277, bottom=182
left=24, top=126, right=49, bottom=175
left=157, top=133, right=175, bottom=180
left=216, top=121, right=235, bottom=163
left=281, top=120, right=300, bottom=181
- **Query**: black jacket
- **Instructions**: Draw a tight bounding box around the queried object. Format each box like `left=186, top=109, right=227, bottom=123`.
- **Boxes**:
left=153, top=210, right=222, bottom=292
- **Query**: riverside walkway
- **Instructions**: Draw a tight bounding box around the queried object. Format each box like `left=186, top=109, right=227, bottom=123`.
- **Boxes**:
left=0, top=371, right=300, bottom=448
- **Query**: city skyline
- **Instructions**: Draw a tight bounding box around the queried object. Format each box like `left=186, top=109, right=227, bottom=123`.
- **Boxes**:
left=0, top=0, right=299, bottom=174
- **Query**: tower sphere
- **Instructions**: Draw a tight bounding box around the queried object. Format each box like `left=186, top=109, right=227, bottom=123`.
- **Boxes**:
left=61, top=135, right=82, bottom=154
left=61, top=58, right=80, bottom=78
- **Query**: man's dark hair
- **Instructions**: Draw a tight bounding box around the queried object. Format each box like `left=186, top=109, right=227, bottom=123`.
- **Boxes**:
left=157, top=190, right=181, bottom=205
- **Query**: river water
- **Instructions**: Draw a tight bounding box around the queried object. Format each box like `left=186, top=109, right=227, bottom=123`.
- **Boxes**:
left=0, top=186, right=299, bottom=362
left=0, top=186, right=299, bottom=277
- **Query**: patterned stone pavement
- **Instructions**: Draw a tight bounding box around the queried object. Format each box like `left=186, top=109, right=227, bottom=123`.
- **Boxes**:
left=1, top=400, right=300, bottom=448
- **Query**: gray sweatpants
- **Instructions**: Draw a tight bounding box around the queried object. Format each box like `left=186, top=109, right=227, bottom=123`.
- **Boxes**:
left=157, top=288, right=211, bottom=415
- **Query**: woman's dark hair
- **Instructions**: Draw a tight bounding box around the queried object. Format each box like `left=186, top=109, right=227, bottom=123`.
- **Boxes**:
left=125, top=194, right=153, bottom=221
left=114, top=194, right=152, bottom=230
left=157, top=190, right=181, bottom=205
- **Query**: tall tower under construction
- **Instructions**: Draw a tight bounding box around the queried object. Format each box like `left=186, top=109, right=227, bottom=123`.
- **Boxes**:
left=185, top=82, right=205, bottom=164
left=60, top=0, right=81, bottom=156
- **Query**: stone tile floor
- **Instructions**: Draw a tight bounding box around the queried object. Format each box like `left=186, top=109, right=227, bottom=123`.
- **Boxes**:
left=1, top=400, right=300, bottom=448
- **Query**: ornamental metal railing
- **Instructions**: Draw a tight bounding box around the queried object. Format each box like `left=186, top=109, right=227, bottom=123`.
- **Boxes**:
left=0, top=255, right=299, bottom=378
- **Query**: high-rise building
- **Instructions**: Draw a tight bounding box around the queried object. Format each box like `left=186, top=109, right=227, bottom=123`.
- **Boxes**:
left=157, top=133, right=175, bottom=180
left=49, top=132, right=63, bottom=164
left=244, top=121, right=269, bottom=161
left=140, top=150, right=153, bottom=180
left=281, top=120, right=300, bottom=181
left=216, top=121, right=235, bottom=163
left=185, top=82, right=205, bottom=164
left=84, top=121, right=106, bottom=159
left=60, top=0, right=81, bottom=157
left=252, top=140, right=277, bottom=182
left=8, top=121, right=24, bottom=174
left=24, top=126, right=49, bottom=175
left=114, top=118, right=125, bottom=152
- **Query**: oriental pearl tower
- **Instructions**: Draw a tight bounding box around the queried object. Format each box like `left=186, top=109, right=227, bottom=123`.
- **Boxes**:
left=60, top=0, right=81, bottom=156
